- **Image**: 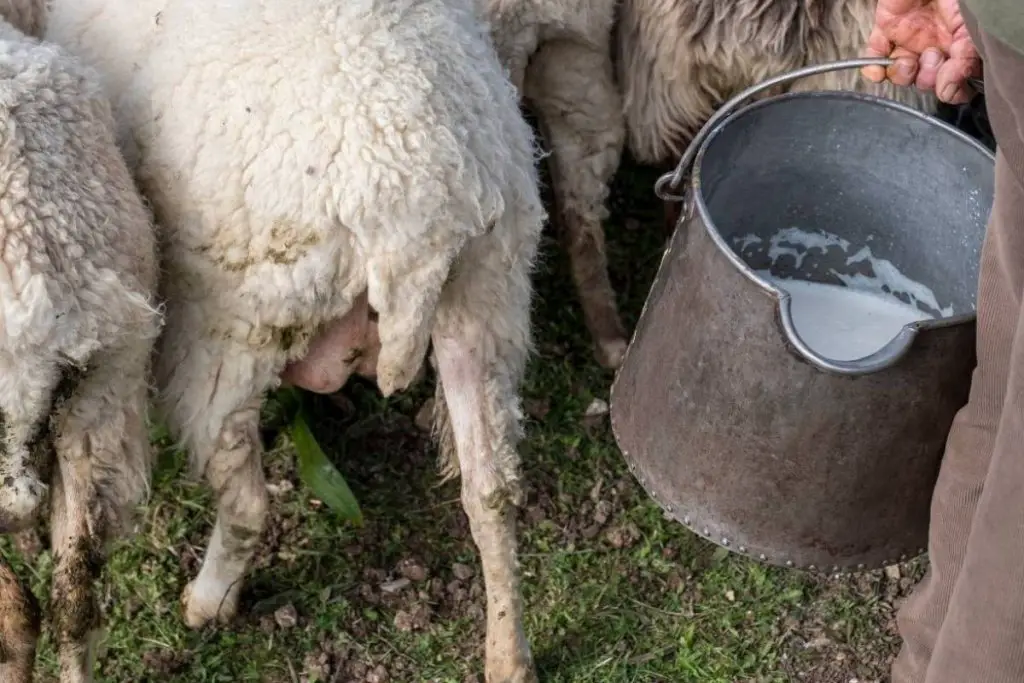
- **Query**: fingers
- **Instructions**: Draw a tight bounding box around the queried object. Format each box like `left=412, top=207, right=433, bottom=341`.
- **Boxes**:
left=861, top=5, right=982, bottom=101
left=936, top=56, right=981, bottom=104
left=862, top=25, right=893, bottom=83
left=863, top=42, right=924, bottom=89
left=862, top=45, right=980, bottom=105
left=915, top=48, right=943, bottom=91
left=886, top=47, right=920, bottom=87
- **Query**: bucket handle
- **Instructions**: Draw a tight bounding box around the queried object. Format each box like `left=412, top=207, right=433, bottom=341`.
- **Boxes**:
left=654, top=57, right=896, bottom=204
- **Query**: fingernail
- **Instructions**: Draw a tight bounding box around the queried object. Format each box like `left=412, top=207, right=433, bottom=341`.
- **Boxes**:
left=921, top=49, right=943, bottom=68
left=896, top=60, right=915, bottom=79
left=940, top=83, right=959, bottom=102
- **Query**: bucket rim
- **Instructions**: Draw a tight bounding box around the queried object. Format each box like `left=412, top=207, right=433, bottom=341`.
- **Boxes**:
left=690, top=89, right=991, bottom=376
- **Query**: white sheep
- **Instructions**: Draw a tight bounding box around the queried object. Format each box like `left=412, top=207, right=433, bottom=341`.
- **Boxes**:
left=46, top=0, right=545, bottom=681
left=617, top=0, right=937, bottom=229
left=485, top=0, right=629, bottom=369
left=0, top=4, right=161, bottom=682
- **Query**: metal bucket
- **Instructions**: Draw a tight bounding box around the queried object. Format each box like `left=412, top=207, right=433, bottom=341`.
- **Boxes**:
left=610, top=60, right=996, bottom=572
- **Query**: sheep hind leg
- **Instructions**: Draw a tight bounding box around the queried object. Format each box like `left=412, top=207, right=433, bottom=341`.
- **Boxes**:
left=180, top=404, right=267, bottom=629
left=525, top=39, right=627, bottom=369
left=49, top=460, right=101, bottom=683
left=433, top=337, right=535, bottom=683
left=182, top=406, right=268, bottom=628
left=50, top=346, right=154, bottom=683
left=160, top=331, right=275, bottom=629
left=432, top=241, right=536, bottom=683
left=0, top=559, right=39, bottom=683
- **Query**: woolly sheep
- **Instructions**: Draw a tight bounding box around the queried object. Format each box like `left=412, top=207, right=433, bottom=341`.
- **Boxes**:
left=485, top=0, right=629, bottom=369
left=617, top=0, right=937, bottom=230
left=46, top=0, right=546, bottom=681
left=0, top=4, right=161, bottom=682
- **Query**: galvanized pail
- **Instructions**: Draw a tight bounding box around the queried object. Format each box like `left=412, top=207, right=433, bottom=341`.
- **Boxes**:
left=610, top=59, right=995, bottom=572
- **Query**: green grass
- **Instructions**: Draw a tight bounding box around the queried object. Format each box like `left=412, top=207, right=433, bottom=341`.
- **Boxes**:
left=2, top=158, right=924, bottom=682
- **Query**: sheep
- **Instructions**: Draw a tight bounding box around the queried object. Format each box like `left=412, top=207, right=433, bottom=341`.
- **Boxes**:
left=46, top=0, right=545, bottom=681
left=483, top=0, right=629, bottom=369
left=616, top=0, right=937, bottom=230
left=0, top=3, right=161, bottom=681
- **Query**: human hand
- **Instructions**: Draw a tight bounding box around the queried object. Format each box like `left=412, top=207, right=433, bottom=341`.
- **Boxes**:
left=861, top=0, right=981, bottom=104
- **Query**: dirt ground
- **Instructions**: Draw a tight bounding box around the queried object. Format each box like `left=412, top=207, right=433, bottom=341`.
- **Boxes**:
left=1, top=156, right=928, bottom=682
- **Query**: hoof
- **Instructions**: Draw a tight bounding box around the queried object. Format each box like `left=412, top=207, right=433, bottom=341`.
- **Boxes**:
left=595, top=337, right=628, bottom=370
left=485, top=662, right=538, bottom=683
left=180, top=579, right=240, bottom=629
left=0, top=474, right=46, bottom=534
left=375, top=356, right=420, bottom=397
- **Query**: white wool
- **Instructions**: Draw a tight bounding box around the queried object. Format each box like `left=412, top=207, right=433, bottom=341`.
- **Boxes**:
left=47, top=0, right=545, bottom=413
left=46, top=1, right=546, bottom=679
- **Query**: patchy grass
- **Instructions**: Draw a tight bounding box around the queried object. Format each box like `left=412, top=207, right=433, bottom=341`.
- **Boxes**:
left=2, top=157, right=925, bottom=682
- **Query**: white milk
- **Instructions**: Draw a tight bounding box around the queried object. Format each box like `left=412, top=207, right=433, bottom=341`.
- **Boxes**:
left=733, top=227, right=955, bottom=317
left=838, top=247, right=954, bottom=317
left=756, top=271, right=934, bottom=361
left=734, top=227, right=956, bottom=360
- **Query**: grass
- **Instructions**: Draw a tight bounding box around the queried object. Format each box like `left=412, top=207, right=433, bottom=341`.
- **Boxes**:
left=1, top=156, right=925, bottom=682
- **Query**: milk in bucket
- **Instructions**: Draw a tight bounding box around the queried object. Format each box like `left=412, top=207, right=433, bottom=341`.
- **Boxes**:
left=738, top=227, right=953, bottom=362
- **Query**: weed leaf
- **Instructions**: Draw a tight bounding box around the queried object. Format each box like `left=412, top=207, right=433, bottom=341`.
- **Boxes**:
left=291, top=409, right=363, bottom=526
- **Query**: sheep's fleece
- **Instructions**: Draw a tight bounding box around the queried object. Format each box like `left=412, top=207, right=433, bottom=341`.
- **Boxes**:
left=0, top=5, right=161, bottom=682
left=0, top=0, right=44, bottom=37
left=0, top=14, right=159, bottom=536
left=47, top=0, right=546, bottom=681
left=617, top=0, right=937, bottom=166
left=48, top=0, right=542, bottom=397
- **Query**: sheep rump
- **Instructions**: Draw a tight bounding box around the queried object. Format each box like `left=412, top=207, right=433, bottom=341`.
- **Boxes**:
left=0, top=9, right=160, bottom=683
left=46, top=0, right=546, bottom=680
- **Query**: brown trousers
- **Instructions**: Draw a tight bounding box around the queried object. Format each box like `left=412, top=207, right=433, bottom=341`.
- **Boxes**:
left=891, top=11, right=1024, bottom=683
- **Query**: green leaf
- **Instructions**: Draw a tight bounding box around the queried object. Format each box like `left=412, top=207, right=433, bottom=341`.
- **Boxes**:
left=291, top=409, right=363, bottom=526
